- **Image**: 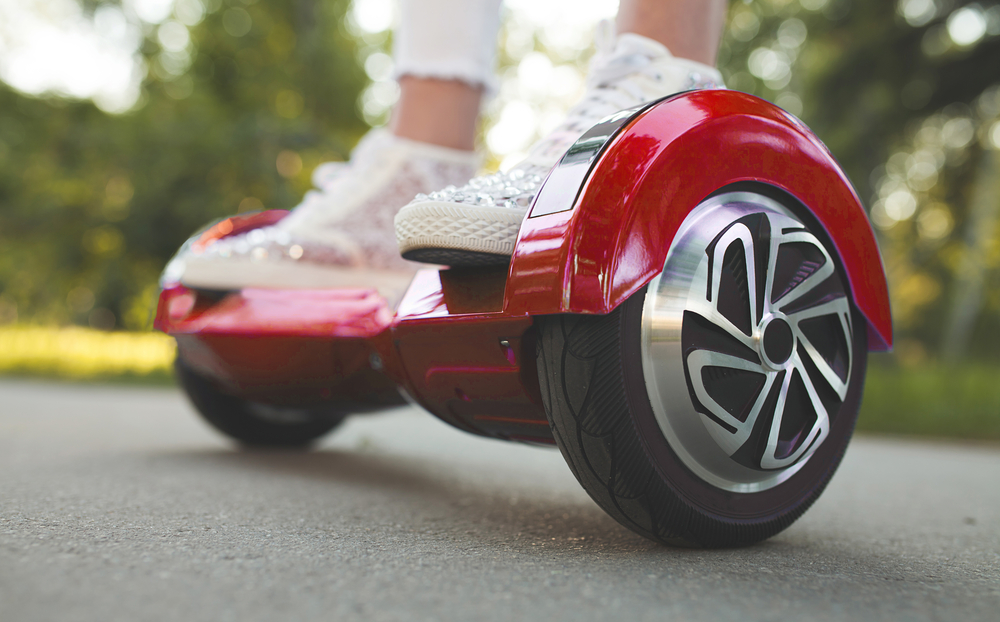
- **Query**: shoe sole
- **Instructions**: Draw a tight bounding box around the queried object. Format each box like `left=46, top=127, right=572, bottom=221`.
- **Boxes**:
left=180, top=256, right=417, bottom=302
left=395, top=201, right=526, bottom=267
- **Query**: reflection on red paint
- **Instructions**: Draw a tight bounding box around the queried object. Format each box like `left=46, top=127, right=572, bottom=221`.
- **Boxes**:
left=167, top=292, right=196, bottom=320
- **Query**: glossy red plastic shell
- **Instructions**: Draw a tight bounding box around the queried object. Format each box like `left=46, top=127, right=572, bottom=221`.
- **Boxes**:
left=155, top=286, right=403, bottom=407
left=506, top=90, right=892, bottom=351
left=156, top=286, right=393, bottom=339
left=391, top=269, right=549, bottom=441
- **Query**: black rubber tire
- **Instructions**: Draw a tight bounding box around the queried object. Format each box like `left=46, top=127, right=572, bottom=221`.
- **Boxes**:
left=175, top=358, right=347, bottom=448
left=536, top=297, right=867, bottom=547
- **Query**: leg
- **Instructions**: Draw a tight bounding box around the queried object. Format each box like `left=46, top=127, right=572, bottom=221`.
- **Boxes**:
left=617, top=0, right=727, bottom=66
left=391, top=77, right=483, bottom=151
left=395, top=0, right=729, bottom=266
left=391, top=0, right=504, bottom=150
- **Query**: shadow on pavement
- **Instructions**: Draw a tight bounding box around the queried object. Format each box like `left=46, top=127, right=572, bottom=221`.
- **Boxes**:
left=148, top=446, right=669, bottom=553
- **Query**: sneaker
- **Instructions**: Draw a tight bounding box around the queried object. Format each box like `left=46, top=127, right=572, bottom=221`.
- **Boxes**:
left=175, top=130, right=478, bottom=292
left=394, top=30, right=724, bottom=267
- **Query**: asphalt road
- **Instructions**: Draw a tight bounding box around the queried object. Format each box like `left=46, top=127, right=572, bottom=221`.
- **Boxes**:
left=1, top=378, right=998, bottom=622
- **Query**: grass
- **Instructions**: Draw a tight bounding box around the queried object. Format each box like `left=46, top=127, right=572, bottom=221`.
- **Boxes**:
left=0, top=325, right=176, bottom=385
left=858, top=358, right=1000, bottom=441
left=1, top=326, right=998, bottom=441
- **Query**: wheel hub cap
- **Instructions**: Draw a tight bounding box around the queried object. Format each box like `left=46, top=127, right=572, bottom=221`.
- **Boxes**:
left=760, top=315, right=794, bottom=369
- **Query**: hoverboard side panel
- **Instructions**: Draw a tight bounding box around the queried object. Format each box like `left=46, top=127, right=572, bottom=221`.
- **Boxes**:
left=391, top=268, right=551, bottom=443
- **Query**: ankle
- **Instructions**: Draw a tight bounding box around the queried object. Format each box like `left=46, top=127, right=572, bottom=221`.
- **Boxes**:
left=391, top=76, right=482, bottom=151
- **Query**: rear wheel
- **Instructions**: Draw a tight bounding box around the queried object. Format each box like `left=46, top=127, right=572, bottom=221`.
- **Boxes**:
left=175, top=357, right=347, bottom=448
left=537, top=190, right=866, bottom=547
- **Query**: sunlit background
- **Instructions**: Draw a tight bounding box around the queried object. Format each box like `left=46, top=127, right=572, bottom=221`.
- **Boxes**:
left=1, top=0, right=1000, bottom=437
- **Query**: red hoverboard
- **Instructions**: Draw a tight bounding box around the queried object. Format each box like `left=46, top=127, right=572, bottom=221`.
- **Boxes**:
left=156, top=91, right=892, bottom=547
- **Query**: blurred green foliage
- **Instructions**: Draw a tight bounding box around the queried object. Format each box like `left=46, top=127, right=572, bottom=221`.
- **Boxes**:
left=723, top=1, right=1000, bottom=204
left=720, top=0, right=1000, bottom=363
left=859, top=358, right=1000, bottom=439
left=0, top=0, right=368, bottom=330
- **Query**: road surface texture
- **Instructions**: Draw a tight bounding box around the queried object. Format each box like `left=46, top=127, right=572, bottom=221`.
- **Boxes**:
left=1, top=378, right=998, bottom=622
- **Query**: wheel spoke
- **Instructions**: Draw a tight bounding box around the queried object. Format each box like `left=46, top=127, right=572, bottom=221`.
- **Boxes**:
left=760, top=354, right=830, bottom=470
left=687, top=349, right=776, bottom=454
left=709, top=223, right=758, bottom=332
left=687, top=299, right=758, bottom=351
left=765, top=225, right=835, bottom=312
left=687, top=222, right=760, bottom=351
left=787, top=297, right=853, bottom=399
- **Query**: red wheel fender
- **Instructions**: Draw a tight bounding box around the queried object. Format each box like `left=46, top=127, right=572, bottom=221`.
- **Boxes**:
left=504, top=90, right=892, bottom=352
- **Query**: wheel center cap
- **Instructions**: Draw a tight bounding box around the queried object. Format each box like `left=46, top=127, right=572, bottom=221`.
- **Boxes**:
left=760, top=317, right=794, bottom=368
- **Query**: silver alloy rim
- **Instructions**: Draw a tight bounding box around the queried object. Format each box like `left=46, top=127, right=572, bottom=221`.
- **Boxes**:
left=640, top=191, right=854, bottom=492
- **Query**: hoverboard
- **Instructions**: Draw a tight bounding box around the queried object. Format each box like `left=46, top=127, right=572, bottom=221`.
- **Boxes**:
left=156, top=90, right=892, bottom=547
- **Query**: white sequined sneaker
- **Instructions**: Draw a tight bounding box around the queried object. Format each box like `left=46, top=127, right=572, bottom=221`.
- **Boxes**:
left=394, top=31, right=724, bottom=267
left=174, top=130, right=477, bottom=292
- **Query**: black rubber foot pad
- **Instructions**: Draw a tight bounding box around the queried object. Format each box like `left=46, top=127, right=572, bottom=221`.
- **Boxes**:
left=403, top=248, right=512, bottom=267
left=189, top=287, right=236, bottom=302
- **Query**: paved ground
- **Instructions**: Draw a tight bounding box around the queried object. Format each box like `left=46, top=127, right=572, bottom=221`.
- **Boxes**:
left=1, top=378, right=998, bottom=621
